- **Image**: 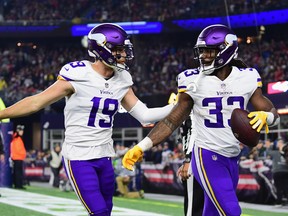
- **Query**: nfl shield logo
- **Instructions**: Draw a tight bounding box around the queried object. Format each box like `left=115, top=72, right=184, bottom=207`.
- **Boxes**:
left=105, top=83, right=109, bottom=88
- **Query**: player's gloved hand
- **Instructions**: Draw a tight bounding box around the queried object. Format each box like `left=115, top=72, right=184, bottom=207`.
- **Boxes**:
left=168, top=92, right=178, bottom=105
left=122, top=145, right=143, bottom=171
left=248, top=111, right=269, bottom=133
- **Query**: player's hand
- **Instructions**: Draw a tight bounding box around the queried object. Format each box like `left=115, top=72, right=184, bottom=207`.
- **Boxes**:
left=122, top=145, right=143, bottom=171
left=177, top=163, right=191, bottom=181
left=168, top=92, right=178, bottom=105
left=248, top=111, right=269, bottom=133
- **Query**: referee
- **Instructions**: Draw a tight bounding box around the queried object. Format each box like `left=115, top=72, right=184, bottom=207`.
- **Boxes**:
left=177, top=115, right=204, bottom=216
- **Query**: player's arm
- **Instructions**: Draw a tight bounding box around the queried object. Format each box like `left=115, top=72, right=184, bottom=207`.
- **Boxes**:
left=248, top=88, right=279, bottom=132
left=0, top=80, right=74, bottom=120
left=147, top=93, right=192, bottom=144
left=121, top=87, right=174, bottom=125
left=122, top=92, right=193, bottom=170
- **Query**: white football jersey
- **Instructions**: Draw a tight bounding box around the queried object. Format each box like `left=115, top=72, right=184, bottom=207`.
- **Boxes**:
left=177, top=66, right=262, bottom=157
left=58, top=60, right=133, bottom=160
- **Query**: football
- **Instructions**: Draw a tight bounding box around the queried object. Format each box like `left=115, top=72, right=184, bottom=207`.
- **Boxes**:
left=230, top=108, right=260, bottom=147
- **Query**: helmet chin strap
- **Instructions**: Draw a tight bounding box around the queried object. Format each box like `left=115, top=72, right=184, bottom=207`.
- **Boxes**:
left=201, top=67, right=215, bottom=75
left=200, top=60, right=216, bottom=75
left=89, top=49, right=130, bottom=72
left=114, top=62, right=129, bottom=72
left=102, top=58, right=129, bottom=72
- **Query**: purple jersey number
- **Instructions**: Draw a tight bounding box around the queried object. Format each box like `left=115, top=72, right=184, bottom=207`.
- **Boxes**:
left=88, top=97, right=119, bottom=128
left=203, top=96, right=244, bottom=128
left=67, top=61, right=119, bottom=128
left=69, top=61, right=86, bottom=68
left=184, top=69, right=200, bottom=77
left=182, top=69, right=245, bottom=128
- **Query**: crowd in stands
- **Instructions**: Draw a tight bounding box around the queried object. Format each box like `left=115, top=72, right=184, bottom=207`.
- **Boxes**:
left=0, top=1, right=287, bottom=113
left=0, top=43, right=84, bottom=105
left=0, top=36, right=288, bottom=108
left=239, top=138, right=285, bottom=161
left=239, top=138, right=288, bottom=206
left=0, top=0, right=287, bottom=24
left=22, top=136, right=288, bottom=204
left=25, top=148, right=50, bottom=167
left=23, top=139, right=184, bottom=176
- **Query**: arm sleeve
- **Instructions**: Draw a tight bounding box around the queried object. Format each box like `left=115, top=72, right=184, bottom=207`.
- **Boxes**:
left=129, top=100, right=174, bottom=125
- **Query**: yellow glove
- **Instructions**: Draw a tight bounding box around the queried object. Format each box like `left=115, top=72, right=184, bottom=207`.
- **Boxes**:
left=168, top=92, right=178, bottom=105
left=122, top=145, right=143, bottom=171
left=248, top=111, right=269, bottom=133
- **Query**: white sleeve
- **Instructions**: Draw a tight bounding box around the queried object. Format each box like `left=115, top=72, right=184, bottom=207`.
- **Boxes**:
left=129, top=100, right=174, bottom=125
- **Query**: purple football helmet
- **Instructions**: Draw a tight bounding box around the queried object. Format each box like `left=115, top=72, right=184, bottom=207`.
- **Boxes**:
left=194, top=24, right=238, bottom=75
left=87, top=23, right=134, bottom=70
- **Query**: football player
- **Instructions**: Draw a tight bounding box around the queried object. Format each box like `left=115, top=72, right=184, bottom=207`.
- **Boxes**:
left=0, top=23, right=174, bottom=216
left=123, top=24, right=279, bottom=216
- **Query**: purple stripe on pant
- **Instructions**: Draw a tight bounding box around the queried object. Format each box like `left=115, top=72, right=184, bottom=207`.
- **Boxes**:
left=192, top=145, right=241, bottom=216
left=63, top=157, right=115, bottom=216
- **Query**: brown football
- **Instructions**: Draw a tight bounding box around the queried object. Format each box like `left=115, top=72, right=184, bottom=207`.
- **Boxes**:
left=230, top=108, right=260, bottom=147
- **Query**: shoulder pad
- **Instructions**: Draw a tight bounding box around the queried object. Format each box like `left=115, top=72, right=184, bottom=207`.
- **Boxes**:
left=177, top=69, right=200, bottom=92
left=58, top=61, right=88, bottom=81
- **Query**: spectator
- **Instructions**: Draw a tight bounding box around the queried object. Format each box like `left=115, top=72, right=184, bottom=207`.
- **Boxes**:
left=115, top=143, right=128, bottom=158
left=256, top=140, right=267, bottom=159
left=248, top=147, right=259, bottom=161
left=114, top=152, right=144, bottom=199
left=0, top=76, right=7, bottom=91
left=25, top=149, right=37, bottom=167
left=239, top=143, right=250, bottom=160
left=34, top=150, right=47, bottom=167
left=10, top=125, right=26, bottom=189
left=161, top=142, right=172, bottom=167
left=151, top=145, right=163, bottom=164
left=266, top=139, right=288, bottom=206
left=173, top=142, right=184, bottom=161
left=265, top=138, right=275, bottom=151
left=48, top=144, right=62, bottom=188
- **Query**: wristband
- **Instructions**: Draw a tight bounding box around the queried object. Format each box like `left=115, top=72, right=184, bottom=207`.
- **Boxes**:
left=137, top=137, right=153, bottom=152
left=185, top=152, right=192, bottom=159
left=183, top=153, right=191, bottom=164
left=183, top=157, right=191, bottom=164
left=266, top=112, right=275, bottom=126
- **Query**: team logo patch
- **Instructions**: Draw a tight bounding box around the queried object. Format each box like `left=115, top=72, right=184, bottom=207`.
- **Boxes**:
left=212, top=155, right=218, bottom=161
left=105, top=83, right=109, bottom=88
